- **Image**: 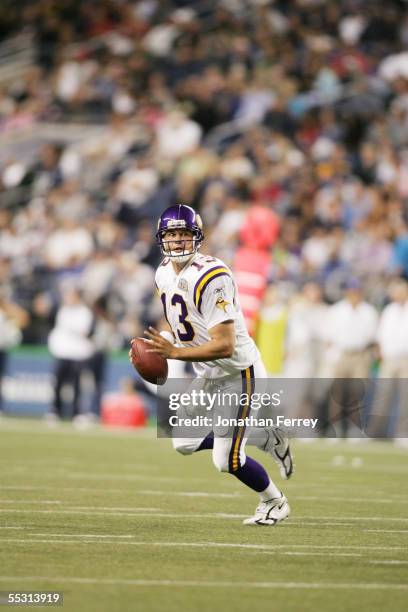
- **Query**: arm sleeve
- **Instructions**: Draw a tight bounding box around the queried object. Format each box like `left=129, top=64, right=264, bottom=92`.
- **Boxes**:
left=200, top=274, right=238, bottom=329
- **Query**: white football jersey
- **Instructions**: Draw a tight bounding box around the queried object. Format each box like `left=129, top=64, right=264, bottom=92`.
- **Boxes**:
left=155, top=252, right=260, bottom=378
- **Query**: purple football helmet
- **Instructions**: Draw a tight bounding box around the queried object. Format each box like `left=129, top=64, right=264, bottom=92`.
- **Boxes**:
left=156, top=204, right=204, bottom=262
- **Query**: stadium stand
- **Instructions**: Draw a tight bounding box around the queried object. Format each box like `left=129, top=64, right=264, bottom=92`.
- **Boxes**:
left=1, top=0, right=408, bottom=434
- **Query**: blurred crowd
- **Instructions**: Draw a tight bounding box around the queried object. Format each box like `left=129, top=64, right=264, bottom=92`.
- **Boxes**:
left=1, top=0, right=408, bottom=429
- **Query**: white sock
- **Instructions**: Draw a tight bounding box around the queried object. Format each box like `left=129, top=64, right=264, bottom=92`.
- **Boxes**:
left=259, top=480, right=282, bottom=502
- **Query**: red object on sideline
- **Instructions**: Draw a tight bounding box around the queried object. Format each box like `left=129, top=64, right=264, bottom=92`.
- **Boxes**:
left=239, top=205, right=280, bottom=250
left=235, top=206, right=278, bottom=333
left=101, top=392, right=147, bottom=428
left=233, top=247, right=271, bottom=335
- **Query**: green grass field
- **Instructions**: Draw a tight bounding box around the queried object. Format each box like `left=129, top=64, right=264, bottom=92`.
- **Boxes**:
left=0, top=417, right=407, bottom=612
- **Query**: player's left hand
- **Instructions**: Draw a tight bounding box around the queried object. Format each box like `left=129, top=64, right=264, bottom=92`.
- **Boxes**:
left=144, top=327, right=177, bottom=359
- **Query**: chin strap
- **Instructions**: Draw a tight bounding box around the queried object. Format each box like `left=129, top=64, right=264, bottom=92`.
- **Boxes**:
left=160, top=235, right=202, bottom=261
left=167, top=252, right=194, bottom=263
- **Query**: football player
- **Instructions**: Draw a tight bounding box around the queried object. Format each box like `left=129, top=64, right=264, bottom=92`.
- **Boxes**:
left=143, top=204, right=293, bottom=526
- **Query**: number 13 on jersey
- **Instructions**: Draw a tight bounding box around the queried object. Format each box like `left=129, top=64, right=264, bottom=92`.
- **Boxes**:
left=161, top=293, right=195, bottom=342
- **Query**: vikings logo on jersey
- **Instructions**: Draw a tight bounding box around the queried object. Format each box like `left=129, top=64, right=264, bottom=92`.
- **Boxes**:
left=216, top=296, right=230, bottom=312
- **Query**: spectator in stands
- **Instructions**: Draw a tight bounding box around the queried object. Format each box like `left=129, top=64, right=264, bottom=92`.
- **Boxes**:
left=2, top=0, right=408, bottom=430
left=155, top=107, right=202, bottom=161
left=31, top=143, right=63, bottom=196
left=44, top=217, right=94, bottom=270
left=114, top=154, right=160, bottom=226
left=324, top=280, right=378, bottom=378
left=368, top=279, right=408, bottom=439
left=285, top=283, right=328, bottom=377
left=47, top=286, right=94, bottom=421
left=282, top=283, right=329, bottom=428
left=109, top=251, right=156, bottom=339
left=0, top=288, right=29, bottom=413
left=80, top=249, right=117, bottom=303
left=324, top=280, right=379, bottom=436
left=87, top=295, right=117, bottom=419
left=392, top=223, right=408, bottom=279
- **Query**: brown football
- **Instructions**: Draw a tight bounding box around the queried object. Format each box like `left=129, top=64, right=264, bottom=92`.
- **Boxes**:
left=130, top=338, right=168, bottom=385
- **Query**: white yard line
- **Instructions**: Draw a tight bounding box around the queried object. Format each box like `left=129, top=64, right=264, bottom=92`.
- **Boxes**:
left=279, top=520, right=349, bottom=526
left=262, top=551, right=364, bottom=557
left=0, top=500, right=62, bottom=504
left=291, top=515, right=408, bottom=522
left=0, top=527, right=26, bottom=530
left=0, top=537, right=406, bottom=553
left=0, top=508, right=161, bottom=516
left=242, top=550, right=364, bottom=558
left=331, top=466, right=408, bottom=475
left=138, top=490, right=240, bottom=498
left=24, top=535, right=363, bottom=550
left=0, top=575, right=406, bottom=590
left=66, top=473, right=183, bottom=482
left=0, top=485, right=241, bottom=496
left=1, top=481, right=406, bottom=501
left=0, top=491, right=407, bottom=507
left=0, top=486, right=50, bottom=491
left=1, top=483, right=407, bottom=502
left=2, top=467, right=160, bottom=476
left=0, top=422, right=156, bottom=439
left=370, top=560, right=408, bottom=565
left=48, top=506, right=162, bottom=512
left=0, top=508, right=407, bottom=524
left=27, top=533, right=135, bottom=538
left=290, top=496, right=408, bottom=505
left=0, top=485, right=171, bottom=494
left=132, top=490, right=408, bottom=504
left=15, top=537, right=371, bottom=557
left=283, top=551, right=363, bottom=557
left=364, top=530, right=408, bottom=534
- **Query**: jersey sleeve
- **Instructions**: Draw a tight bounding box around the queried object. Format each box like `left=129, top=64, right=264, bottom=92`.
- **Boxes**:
left=199, top=273, right=238, bottom=329
left=155, top=267, right=164, bottom=295
left=155, top=258, right=171, bottom=293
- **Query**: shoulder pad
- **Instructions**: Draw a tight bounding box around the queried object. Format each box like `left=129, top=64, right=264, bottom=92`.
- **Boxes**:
left=193, top=263, right=231, bottom=313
